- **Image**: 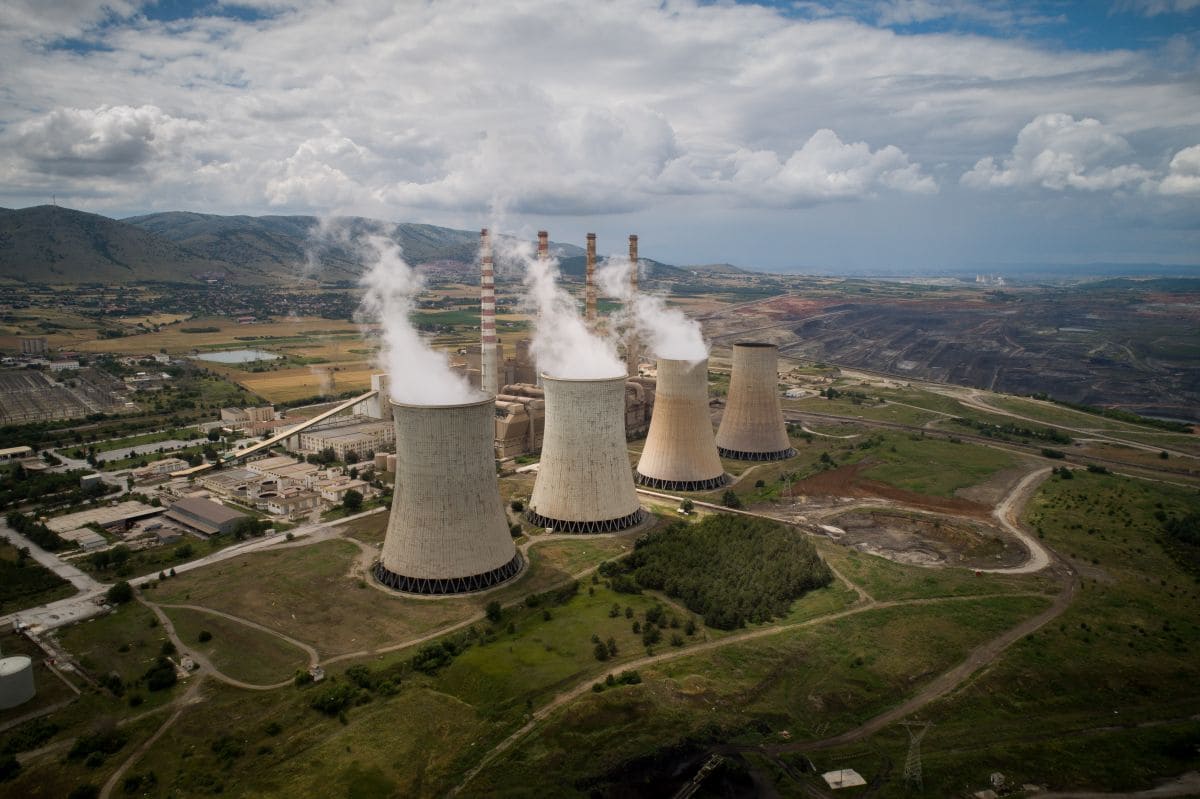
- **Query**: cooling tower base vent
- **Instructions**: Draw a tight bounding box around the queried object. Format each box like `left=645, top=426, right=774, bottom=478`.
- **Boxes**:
left=635, top=472, right=729, bottom=492
left=373, top=553, right=524, bottom=595
left=717, top=447, right=797, bottom=462
left=524, top=508, right=646, bottom=534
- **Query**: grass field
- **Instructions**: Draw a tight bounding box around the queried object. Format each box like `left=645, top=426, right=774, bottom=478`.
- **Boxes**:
left=860, top=433, right=1015, bottom=497
left=74, top=317, right=362, bottom=355
left=815, top=469, right=1200, bottom=796
left=162, top=606, right=310, bottom=685
left=0, top=539, right=76, bottom=614
left=464, top=594, right=1049, bottom=797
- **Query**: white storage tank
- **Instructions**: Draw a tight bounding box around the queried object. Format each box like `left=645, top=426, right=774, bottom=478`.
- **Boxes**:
left=0, top=655, right=36, bottom=710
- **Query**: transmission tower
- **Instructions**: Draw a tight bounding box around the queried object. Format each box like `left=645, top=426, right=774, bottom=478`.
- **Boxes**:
left=900, top=721, right=931, bottom=790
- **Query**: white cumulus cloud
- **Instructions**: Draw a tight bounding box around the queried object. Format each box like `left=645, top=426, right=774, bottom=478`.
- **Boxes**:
left=1159, top=144, right=1200, bottom=195
left=961, top=113, right=1154, bottom=192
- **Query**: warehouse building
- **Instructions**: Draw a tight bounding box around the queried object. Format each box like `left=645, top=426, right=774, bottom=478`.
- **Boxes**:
left=164, top=497, right=247, bottom=537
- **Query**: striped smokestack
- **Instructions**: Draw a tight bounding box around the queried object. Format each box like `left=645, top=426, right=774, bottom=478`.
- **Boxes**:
left=536, top=231, right=550, bottom=387
left=585, top=233, right=597, bottom=324
left=625, top=234, right=639, bottom=376
left=480, top=228, right=498, bottom=397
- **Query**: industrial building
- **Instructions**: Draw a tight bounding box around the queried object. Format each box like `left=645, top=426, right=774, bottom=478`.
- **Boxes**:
left=20, top=337, right=47, bottom=357
left=295, top=415, right=394, bottom=461
left=636, top=358, right=728, bottom=491
left=526, top=374, right=646, bottom=533
left=163, top=497, right=248, bottom=537
left=715, top=342, right=796, bottom=461
left=376, top=397, right=523, bottom=594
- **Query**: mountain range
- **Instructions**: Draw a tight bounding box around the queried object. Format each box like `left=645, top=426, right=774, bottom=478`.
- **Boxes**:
left=0, top=205, right=622, bottom=285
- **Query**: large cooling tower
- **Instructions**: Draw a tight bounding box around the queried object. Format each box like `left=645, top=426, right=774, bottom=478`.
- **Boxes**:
left=715, top=342, right=796, bottom=461
left=635, top=358, right=728, bottom=491
left=375, top=397, right=523, bottom=594
left=526, top=374, right=646, bottom=533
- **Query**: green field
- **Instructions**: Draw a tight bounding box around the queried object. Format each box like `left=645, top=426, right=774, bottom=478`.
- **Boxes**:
left=0, top=539, right=75, bottom=613
left=859, top=433, right=1016, bottom=497
left=162, top=606, right=310, bottom=686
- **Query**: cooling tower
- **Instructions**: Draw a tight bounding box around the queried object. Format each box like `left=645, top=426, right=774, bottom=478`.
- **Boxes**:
left=375, top=397, right=522, bottom=594
left=715, top=342, right=796, bottom=461
left=635, top=358, right=728, bottom=491
left=526, top=374, right=646, bottom=533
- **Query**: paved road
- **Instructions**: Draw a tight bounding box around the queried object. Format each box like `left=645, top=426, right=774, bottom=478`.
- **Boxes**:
left=0, top=518, right=104, bottom=594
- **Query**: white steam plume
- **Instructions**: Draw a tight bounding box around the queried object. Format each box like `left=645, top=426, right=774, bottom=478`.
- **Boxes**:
left=357, top=233, right=480, bottom=405
left=496, top=234, right=625, bottom=379
left=595, top=255, right=708, bottom=362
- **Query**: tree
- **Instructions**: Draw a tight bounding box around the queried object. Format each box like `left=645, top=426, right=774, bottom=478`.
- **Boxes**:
left=105, top=581, right=133, bottom=605
left=679, top=498, right=694, bottom=514
left=342, top=490, right=363, bottom=512
left=345, top=451, right=359, bottom=464
left=721, top=489, right=742, bottom=509
left=593, top=641, right=609, bottom=661
left=206, top=428, right=221, bottom=442
left=485, top=600, right=502, bottom=623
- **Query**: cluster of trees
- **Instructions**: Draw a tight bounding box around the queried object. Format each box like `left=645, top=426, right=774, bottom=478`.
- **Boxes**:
left=4, top=511, right=69, bottom=551
left=1160, top=511, right=1200, bottom=577
left=0, top=540, right=71, bottom=610
left=609, top=515, right=833, bottom=630
left=0, top=467, right=114, bottom=511
left=951, top=417, right=1071, bottom=445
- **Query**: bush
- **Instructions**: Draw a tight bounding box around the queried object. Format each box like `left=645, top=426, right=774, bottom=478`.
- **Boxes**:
left=143, top=657, right=177, bottom=691
left=510, top=499, right=524, bottom=512
left=309, top=683, right=366, bottom=716
left=105, top=581, right=133, bottom=604
left=197, top=630, right=212, bottom=643
left=0, top=754, right=20, bottom=782
left=593, top=642, right=609, bottom=661
left=721, top=489, right=742, bottom=509
left=485, top=600, right=502, bottom=623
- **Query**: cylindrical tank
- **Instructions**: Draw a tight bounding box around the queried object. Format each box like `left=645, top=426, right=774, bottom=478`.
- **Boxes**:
left=373, top=452, right=388, bottom=472
left=715, top=342, right=796, bottom=461
left=386, top=453, right=397, bottom=472
left=0, top=656, right=35, bottom=710
left=635, top=358, right=728, bottom=491
left=527, top=374, right=645, bottom=533
left=375, top=398, right=522, bottom=594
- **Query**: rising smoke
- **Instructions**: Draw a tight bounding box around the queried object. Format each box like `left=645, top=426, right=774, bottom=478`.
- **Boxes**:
left=356, top=233, right=481, bottom=405
left=595, top=255, right=708, bottom=362
left=496, top=235, right=626, bottom=379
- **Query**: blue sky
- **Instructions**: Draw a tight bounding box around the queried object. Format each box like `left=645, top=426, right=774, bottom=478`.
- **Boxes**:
left=1, top=0, right=1197, bottom=273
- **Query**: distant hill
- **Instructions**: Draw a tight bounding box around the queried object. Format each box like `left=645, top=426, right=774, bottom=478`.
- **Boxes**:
left=0, top=205, right=231, bottom=283
left=557, top=254, right=686, bottom=282
left=0, top=205, right=590, bottom=284
left=680, top=263, right=748, bottom=275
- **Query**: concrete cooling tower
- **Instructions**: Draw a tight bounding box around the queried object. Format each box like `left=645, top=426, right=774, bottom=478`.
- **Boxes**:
left=715, top=342, right=796, bottom=461
left=526, top=374, right=646, bottom=533
left=375, top=397, right=523, bottom=594
left=635, top=358, right=728, bottom=491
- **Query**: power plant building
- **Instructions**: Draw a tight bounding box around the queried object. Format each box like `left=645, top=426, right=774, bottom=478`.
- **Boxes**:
left=526, top=374, right=645, bottom=533
left=716, top=342, right=796, bottom=461
left=376, top=398, right=522, bottom=594
left=635, top=358, right=728, bottom=491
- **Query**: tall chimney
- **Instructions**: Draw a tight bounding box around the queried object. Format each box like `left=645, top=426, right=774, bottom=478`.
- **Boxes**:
left=625, top=234, right=639, bottom=376
left=585, top=233, right=597, bottom=324
left=536, top=231, right=550, bottom=387
left=480, top=229, right=497, bottom=397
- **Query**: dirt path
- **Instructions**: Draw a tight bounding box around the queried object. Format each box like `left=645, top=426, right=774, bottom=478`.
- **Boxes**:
left=154, top=602, right=320, bottom=667
left=978, top=466, right=1053, bottom=575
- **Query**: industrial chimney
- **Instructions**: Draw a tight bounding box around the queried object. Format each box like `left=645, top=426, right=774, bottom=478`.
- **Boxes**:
left=635, top=358, right=728, bottom=491
left=585, top=232, right=597, bottom=324
left=526, top=374, right=645, bottom=532
left=625, top=234, right=640, bottom=376
left=376, top=397, right=523, bottom=594
left=480, top=229, right=498, bottom=397
left=715, top=342, right=796, bottom=461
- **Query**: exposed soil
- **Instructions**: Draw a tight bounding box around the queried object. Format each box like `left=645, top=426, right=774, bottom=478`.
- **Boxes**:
left=824, top=508, right=1028, bottom=569
left=784, top=463, right=992, bottom=519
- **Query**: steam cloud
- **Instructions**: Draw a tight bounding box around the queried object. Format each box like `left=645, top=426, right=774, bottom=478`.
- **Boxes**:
left=357, top=233, right=481, bottom=405
left=595, top=256, right=708, bottom=362
left=497, top=235, right=626, bottom=379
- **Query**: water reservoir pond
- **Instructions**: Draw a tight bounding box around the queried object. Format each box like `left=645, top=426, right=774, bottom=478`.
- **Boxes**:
left=194, top=349, right=280, bottom=364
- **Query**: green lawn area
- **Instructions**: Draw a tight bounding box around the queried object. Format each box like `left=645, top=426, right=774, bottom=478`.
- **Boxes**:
left=859, top=432, right=1015, bottom=497
left=91, top=427, right=203, bottom=454
left=56, top=600, right=182, bottom=710
left=0, top=538, right=75, bottom=614
left=815, top=470, right=1200, bottom=796
left=463, top=594, right=1048, bottom=798
left=162, top=606, right=310, bottom=686
left=784, top=395, right=944, bottom=426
